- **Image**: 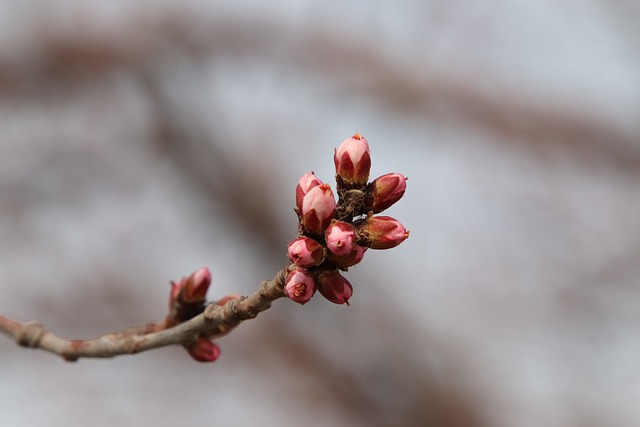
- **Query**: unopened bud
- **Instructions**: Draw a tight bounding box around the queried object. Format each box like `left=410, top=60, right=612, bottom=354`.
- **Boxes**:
left=359, top=215, right=409, bottom=249
left=169, top=267, right=211, bottom=307
left=169, top=278, right=185, bottom=308
left=284, top=268, right=316, bottom=305
left=327, top=245, right=367, bottom=268
left=186, top=338, right=220, bottom=363
left=288, top=237, right=326, bottom=267
left=324, top=221, right=356, bottom=256
left=183, top=267, right=211, bottom=303
left=296, top=171, right=323, bottom=212
left=317, top=270, right=353, bottom=305
left=334, top=134, right=371, bottom=187
left=366, top=173, right=407, bottom=213
left=301, top=184, right=336, bottom=234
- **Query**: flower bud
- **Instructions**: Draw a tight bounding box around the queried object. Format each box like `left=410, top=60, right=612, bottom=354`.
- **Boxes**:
left=284, top=268, right=316, bottom=305
left=359, top=215, right=409, bottom=249
left=334, top=134, right=371, bottom=186
left=324, top=221, right=356, bottom=256
left=186, top=338, right=220, bottom=363
left=301, top=184, right=336, bottom=234
left=327, top=245, right=367, bottom=268
left=366, top=173, right=407, bottom=213
left=296, top=171, right=323, bottom=212
left=169, top=267, right=211, bottom=307
left=183, top=267, right=211, bottom=303
left=288, top=237, right=326, bottom=267
left=317, top=270, right=353, bottom=305
left=169, top=278, right=185, bottom=308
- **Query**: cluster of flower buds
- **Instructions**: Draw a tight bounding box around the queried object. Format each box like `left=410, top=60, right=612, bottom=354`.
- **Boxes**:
left=168, top=267, right=241, bottom=363
left=287, top=134, right=409, bottom=305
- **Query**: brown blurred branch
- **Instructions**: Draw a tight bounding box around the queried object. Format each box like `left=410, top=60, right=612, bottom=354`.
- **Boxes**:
left=0, top=266, right=288, bottom=361
left=2, top=16, right=638, bottom=168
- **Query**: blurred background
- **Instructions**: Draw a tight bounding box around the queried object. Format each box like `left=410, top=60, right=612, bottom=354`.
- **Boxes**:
left=1, top=1, right=639, bottom=426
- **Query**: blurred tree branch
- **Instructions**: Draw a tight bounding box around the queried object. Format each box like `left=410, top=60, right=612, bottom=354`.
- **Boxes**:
left=1, top=17, right=637, bottom=169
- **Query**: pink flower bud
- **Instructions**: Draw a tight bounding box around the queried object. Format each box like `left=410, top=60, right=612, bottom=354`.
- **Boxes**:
left=183, top=267, right=211, bottom=303
left=366, top=173, right=407, bottom=213
left=284, top=268, right=316, bottom=305
left=186, top=338, right=220, bottom=363
left=169, top=267, right=211, bottom=307
left=317, top=270, right=353, bottom=305
left=296, top=171, right=323, bottom=212
left=359, top=215, right=409, bottom=249
left=334, top=133, right=371, bottom=186
left=301, top=184, right=336, bottom=234
left=324, top=221, right=356, bottom=256
left=327, top=245, right=367, bottom=268
left=288, top=237, right=326, bottom=267
left=169, top=278, right=185, bottom=307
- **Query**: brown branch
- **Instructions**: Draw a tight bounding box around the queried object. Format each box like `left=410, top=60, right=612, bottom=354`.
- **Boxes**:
left=0, top=266, right=289, bottom=362
left=3, top=16, right=637, bottom=168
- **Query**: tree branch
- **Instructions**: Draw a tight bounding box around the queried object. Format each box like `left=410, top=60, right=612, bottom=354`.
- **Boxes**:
left=0, top=266, right=289, bottom=362
left=0, top=134, right=409, bottom=365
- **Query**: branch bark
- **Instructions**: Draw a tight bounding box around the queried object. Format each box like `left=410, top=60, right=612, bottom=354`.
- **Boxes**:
left=0, top=266, right=289, bottom=362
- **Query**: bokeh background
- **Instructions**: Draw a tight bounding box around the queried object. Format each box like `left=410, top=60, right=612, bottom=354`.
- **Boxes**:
left=1, top=1, right=640, bottom=426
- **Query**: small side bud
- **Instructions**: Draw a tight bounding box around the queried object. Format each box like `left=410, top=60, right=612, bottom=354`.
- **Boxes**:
left=301, top=184, right=336, bottom=234
left=169, top=278, right=185, bottom=308
left=169, top=267, right=211, bottom=308
left=359, top=215, right=409, bottom=249
left=186, top=338, right=220, bottom=363
left=366, top=173, right=407, bottom=213
left=288, top=237, right=326, bottom=267
left=183, top=267, right=211, bottom=303
left=317, top=270, right=353, bottom=305
left=334, top=134, right=371, bottom=186
left=284, top=268, right=316, bottom=305
left=324, top=221, right=357, bottom=256
left=296, top=172, right=323, bottom=212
